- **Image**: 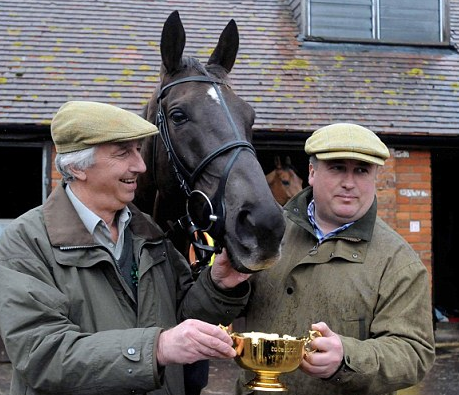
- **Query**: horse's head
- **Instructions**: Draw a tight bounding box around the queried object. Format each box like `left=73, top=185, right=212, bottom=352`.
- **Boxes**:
left=266, top=156, right=304, bottom=206
left=138, top=11, right=285, bottom=273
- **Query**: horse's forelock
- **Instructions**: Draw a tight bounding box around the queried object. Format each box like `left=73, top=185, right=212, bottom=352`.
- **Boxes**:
left=159, top=57, right=230, bottom=88
left=206, top=64, right=231, bottom=83
left=187, top=57, right=230, bottom=83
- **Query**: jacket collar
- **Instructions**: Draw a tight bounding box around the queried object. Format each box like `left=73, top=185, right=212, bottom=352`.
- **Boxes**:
left=284, top=186, right=377, bottom=242
left=43, top=182, right=164, bottom=247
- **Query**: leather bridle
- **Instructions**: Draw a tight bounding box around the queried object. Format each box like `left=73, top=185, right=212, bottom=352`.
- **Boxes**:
left=155, top=75, right=256, bottom=272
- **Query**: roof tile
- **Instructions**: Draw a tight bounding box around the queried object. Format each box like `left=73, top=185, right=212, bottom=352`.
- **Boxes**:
left=1, top=0, right=459, bottom=136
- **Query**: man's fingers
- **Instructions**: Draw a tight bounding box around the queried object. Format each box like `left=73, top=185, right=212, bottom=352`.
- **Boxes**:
left=311, top=321, right=330, bottom=336
left=179, top=320, right=236, bottom=358
left=193, top=330, right=236, bottom=357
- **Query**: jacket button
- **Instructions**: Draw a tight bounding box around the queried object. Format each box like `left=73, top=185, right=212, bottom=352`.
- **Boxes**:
left=127, top=348, right=136, bottom=355
left=286, top=287, right=294, bottom=294
left=352, top=253, right=358, bottom=258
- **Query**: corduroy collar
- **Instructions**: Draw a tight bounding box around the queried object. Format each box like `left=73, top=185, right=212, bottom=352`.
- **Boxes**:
left=43, top=182, right=164, bottom=247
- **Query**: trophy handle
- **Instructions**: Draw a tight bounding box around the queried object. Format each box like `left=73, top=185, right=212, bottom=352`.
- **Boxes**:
left=303, top=330, right=322, bottom=354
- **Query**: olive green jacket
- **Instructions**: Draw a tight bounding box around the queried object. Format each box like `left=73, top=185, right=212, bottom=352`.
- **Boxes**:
left=0, top=183, right=250, bottom=395
left=237, top=187, right=435, bottom=395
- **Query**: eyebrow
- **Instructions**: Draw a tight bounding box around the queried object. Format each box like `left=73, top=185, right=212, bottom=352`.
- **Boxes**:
left=327, top=159, right=372, bottom=167
left=115, top=141, right=139, bottom=149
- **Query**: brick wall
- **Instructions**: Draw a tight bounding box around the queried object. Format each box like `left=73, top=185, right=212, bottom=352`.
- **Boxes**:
left=376, top=149, right=432, bottom=284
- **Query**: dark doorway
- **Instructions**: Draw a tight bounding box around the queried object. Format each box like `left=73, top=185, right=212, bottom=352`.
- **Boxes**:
left=0, top=146, right=43, bottom=218
left=432, top=148, right=459, bottom=322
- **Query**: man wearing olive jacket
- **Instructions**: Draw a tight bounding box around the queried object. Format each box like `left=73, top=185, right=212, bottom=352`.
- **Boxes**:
left=236, top=123, right=435, bottom=395
left=0, top=101, right=252, bottom=395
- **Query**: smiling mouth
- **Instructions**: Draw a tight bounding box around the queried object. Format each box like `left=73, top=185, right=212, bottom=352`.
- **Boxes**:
left=121, top=178, right=136, bottom=184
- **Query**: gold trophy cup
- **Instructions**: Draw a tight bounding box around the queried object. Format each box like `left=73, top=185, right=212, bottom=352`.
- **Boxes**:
left=231, top=330, right=321, bottom=392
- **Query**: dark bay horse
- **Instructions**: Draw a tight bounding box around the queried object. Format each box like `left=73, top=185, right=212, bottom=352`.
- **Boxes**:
left=135, top=10, right=286, bottom=275
left=134, top=13, right=286, bottom=392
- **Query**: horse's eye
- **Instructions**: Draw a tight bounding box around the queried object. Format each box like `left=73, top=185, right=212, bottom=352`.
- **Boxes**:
left=170, top=110, right=188, bottom=125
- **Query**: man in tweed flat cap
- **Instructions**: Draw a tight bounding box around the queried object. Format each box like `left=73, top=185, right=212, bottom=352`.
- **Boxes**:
left=0, top=101, right=251, bottom=395
left=237, top=123, right=435, bottom=395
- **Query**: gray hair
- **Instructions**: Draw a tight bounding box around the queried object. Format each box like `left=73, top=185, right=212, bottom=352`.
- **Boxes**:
left=309, top=154, right=318, bottom=168
left=55, top=147, right=96, bottom=182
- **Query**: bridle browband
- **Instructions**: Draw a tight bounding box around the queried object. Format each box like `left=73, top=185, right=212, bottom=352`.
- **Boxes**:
left=155, top=75, right=256, bottom=274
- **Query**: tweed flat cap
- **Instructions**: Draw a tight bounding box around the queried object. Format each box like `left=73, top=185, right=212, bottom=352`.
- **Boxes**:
left=305, top=123, right=390, bottom=165
left=51, top=101, right=158, bottom=153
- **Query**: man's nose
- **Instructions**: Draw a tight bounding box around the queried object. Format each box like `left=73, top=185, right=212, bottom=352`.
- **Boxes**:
left=342, top=170, right=356, bottom=186
left=132, top=150, right=147, bottom=173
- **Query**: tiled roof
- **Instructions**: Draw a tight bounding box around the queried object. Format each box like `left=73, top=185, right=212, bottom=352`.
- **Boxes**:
left=1, top=0, right=459, bottom=137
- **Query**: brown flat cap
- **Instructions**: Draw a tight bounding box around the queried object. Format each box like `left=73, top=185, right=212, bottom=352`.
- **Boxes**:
left=305, top=123, right=390, bottom=165
left=51, top=101, right=158, bottom=154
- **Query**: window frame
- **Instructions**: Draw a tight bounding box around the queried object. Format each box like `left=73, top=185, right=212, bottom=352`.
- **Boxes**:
left=300, top=0, right=450, bottom=46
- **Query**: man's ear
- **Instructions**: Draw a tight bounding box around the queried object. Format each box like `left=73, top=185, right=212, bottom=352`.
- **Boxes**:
left=308, top=163, right=314, bottom=185
left=70, top=166, right=87, bottom=181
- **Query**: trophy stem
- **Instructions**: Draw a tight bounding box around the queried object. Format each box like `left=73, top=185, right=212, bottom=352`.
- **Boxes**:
left=245, top=371, right=289, bottom=392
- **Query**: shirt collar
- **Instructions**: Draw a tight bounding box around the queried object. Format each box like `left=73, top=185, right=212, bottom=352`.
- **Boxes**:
left=65, top=184, right=131, bottom=235
left=307, top=199, right=354, bottom=243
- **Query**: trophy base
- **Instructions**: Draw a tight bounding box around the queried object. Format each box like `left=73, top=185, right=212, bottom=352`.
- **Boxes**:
left=245, top=372, right=289, bottom=392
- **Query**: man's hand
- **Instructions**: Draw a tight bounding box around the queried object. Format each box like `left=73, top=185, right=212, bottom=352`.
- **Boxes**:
left=210, top=248, right=251, bottom=290
left=156, top=319, right=236, bottom=366
left=299, top=321, right=344, bottom=378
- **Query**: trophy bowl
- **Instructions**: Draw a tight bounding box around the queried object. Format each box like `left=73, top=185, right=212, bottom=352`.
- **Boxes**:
left=231, top=331, right=320, bottom=392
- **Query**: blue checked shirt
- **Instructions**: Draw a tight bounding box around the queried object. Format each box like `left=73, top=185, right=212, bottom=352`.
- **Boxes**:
left=307, top=199, right=354, bottom=243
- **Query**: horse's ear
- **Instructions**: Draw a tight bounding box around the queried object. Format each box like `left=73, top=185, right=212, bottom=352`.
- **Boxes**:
left=208, top=19, right=239, bottom=73
left=161, top=10, right=186, bottom=74
left=274, top=155, right=282, bottom=169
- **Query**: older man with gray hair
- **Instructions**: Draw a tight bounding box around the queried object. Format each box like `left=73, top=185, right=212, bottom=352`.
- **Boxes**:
left=0, top=101, right=251, bottom=395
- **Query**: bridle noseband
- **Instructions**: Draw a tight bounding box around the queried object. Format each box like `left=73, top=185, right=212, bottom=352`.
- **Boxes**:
left=155, top=75, right=256, bottom=273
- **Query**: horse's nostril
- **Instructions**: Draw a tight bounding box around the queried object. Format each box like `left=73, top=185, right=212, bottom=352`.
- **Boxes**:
left=234, top=207, right=284, bottom=253
left=236, top=210, right=251, bottom=228
left=234, top=210, right=256, bottom=245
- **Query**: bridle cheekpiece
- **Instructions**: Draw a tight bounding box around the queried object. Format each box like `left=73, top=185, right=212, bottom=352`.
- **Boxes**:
left=155, top=75, right=256, bottom=274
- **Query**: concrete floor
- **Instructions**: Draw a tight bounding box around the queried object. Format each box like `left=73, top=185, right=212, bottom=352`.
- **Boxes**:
left=1, top=325, right=458, bottom=395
